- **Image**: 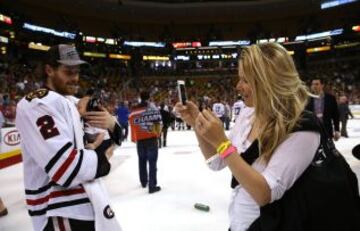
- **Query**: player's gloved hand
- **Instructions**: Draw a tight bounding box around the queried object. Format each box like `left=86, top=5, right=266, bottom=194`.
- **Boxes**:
left=175, top=101, right=199, bottom=127
left=85, top=132, right=105, bottom=150
left=84, top=106, right=117, bottom=132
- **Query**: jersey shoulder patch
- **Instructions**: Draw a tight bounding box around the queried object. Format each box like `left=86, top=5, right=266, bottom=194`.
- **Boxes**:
left=25, top=88, right=49, bottom=102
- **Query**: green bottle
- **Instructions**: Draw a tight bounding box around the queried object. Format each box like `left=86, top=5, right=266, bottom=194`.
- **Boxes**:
left=194, top=203, right=210, bottom=212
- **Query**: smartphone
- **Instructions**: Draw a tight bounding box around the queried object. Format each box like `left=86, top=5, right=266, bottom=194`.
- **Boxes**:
left=86, top=90, right=102, bottom=112
left=177, top=80, right=187, bottom=105
left=86, top=97, right=102, bottom=111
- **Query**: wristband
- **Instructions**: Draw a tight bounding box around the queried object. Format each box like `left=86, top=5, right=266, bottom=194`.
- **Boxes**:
left=216, top=140, right=231, bottom=154
left=219, top=145, right=237, bottom=160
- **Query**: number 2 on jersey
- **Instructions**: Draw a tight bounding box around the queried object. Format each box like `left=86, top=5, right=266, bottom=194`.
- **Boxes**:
left=36, top=115, right=60, bottom=140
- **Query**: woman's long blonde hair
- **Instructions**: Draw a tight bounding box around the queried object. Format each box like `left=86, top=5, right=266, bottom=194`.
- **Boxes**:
left=239, top=43, right=310, bottom=163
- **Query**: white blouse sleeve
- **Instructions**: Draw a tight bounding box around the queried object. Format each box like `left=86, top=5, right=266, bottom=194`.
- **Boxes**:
left=206, top=154, right=227, bottom=171
left=261, top=131, right=320, bottom=203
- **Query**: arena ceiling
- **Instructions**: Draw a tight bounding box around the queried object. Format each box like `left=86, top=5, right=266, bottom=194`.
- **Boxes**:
left=1, top=0, right=359, bottom=38
left=2, top=0, right=324, bottom=24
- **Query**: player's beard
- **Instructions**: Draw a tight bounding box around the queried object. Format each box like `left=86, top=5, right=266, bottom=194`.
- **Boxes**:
left=64, top=83, right=78, bottom=95
left=52, top=75, right=78, bottom=96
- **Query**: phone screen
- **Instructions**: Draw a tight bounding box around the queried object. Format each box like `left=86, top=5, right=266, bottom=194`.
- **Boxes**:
left=177, top=81, right=187, bottom=105
left=86, top=97, right=102, bottom=111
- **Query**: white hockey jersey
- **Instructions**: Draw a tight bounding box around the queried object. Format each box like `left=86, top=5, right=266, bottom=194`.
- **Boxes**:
left=15, top=89, right=119, bottom=231
left=232, top=100, right=245, bottom=122
left=212, top=103, right=225, bottom=118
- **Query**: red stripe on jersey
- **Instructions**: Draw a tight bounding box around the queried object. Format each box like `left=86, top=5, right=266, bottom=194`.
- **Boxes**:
left=52, top=149, right=77, bottom=183
left=58, top=217, right=66, bottom=231
left=26, top=187, right=85, bottom=206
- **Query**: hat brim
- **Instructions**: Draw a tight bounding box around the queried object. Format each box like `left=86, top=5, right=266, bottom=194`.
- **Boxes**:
left=58, top=60, right=88, bottom=66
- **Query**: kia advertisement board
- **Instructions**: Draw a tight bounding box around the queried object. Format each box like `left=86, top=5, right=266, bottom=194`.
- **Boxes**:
left=0, top=127, right=21, bottom=169
left=1, top=127, right=21, bottom=152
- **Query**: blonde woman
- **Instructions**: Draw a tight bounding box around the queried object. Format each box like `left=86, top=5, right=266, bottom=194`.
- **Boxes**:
left=176, top=43, right=321, bottom=230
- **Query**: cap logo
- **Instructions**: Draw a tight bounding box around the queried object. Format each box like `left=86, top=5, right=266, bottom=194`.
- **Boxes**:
left=60, top=46, right=80, bottom=60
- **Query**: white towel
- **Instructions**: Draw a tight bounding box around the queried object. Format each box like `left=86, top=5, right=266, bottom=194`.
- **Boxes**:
left=83, top=180, right=123, bottom=231
left=67, top=96, right=123, bottom=231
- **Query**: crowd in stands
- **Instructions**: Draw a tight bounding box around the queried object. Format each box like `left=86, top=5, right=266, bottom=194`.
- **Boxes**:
left=0, top=54, right=359, bottom=129
left=303, top=60, right=360, bottom=104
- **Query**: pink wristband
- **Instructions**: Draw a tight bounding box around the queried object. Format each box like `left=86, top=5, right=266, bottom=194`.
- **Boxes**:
left=219, top=145, right=237, bottom=159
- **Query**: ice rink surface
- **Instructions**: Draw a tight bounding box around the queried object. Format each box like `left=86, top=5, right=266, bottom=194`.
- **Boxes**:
left=1, top=119, right=360, bottom=231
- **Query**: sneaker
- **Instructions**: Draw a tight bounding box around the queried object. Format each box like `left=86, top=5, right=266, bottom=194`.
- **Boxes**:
left=0, top=208, right=8, bottom=217
left=149, top=186, right=161, bottom=194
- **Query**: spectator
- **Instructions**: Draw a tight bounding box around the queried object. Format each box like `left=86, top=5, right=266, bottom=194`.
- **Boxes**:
left=223, top=100, right=232, bottom=130
left=175, top=43, right=360, bottom=230
left=173, top=108, right=185, bottom=130
left=129, top=91, right=162, bottom=193
left=338, top=95, right=354, bottom=137
left=116, top=101, right=130, bottom=140
left=0, top=109, right=5, bottom=128
left=168, top=105, right=176, bottom=131
left=159, top=102, right=171, bottom=147
left=306, top=77, right=340, bottom=141
left=2, top=100, right=16, bottom=127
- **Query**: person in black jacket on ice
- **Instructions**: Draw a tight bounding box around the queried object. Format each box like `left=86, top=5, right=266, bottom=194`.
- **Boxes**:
left=306, top=77, right=340, bottom=140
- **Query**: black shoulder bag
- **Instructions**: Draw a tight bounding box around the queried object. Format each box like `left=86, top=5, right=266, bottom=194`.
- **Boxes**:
left=248, top=112, right=360, bottom=231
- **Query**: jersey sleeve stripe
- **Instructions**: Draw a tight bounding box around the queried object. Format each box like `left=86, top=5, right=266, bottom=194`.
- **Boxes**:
left=45, top=142, right=72, bottom=173
left=51, top=149, right=77, bottom=183
left=63, top=150, right=84, bottom=187
left=58, top=217, right=66, bottom=231
left=25, top=182, right=56, bottom=195
left=28, top=198, right=90, bottom=216
left=26, top=187, right=86, bottom=206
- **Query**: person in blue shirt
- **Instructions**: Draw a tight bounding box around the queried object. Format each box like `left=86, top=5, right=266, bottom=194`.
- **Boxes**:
left=116, top=101, right=130, bottom=140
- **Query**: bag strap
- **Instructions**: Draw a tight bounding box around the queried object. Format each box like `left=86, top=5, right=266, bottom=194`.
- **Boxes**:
left=294, top=111, right=338, bottom=164
left=309, top=113, right=342, bottom=167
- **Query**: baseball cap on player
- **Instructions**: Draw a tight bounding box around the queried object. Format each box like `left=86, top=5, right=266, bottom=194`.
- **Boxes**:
left=45, top=44, right=87, bottom=66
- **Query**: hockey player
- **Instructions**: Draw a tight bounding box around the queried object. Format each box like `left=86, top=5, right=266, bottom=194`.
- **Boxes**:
left=232, top=95, right=245, bottom=122
left=212, top=97, right=225, bottom=127
left=16, top=45, right=122, bottom=231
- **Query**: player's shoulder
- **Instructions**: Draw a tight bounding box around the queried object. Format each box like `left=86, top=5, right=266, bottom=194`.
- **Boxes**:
left=26, top=89, right=63, bottom=101
left=23, top=88, right=49, bottom=101
left=19, top=89, right=65, bottom=109
left=234, top=100, right=244, bottom=106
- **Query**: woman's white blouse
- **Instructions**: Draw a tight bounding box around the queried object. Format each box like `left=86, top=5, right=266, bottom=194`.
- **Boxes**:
left=206, top=108, right=320, bottom=231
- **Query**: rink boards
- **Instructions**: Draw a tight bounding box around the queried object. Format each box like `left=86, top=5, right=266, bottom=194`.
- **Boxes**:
left=0, top=127, right=21, bottom=169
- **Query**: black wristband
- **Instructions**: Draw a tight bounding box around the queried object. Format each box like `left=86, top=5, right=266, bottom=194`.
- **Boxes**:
left=109, top=123, right=123, bottom=145
left=94, top=141, right=112, bottom=178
